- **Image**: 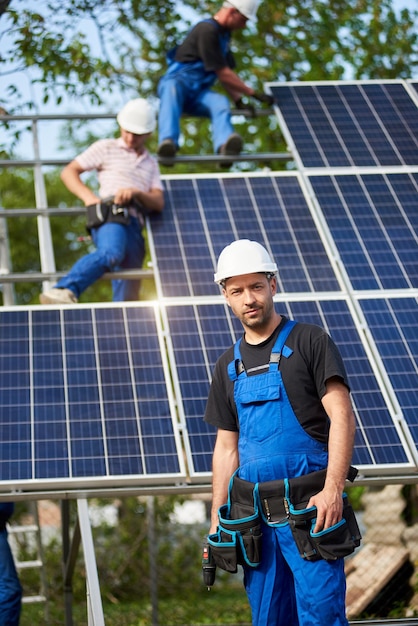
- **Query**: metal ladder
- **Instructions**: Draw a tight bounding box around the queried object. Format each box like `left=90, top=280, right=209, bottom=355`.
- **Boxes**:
left=8, top=502, right=48, bottom=610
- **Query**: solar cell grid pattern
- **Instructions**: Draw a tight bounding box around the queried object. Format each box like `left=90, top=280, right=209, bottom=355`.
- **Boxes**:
left=268, top=82, right=418, bottom=168
left=152, top=175, right=340, bottom=298
left=164, top=300, right=411, bottom=477
left=360, top=297, right=418, bottom=450
left=309, top=172, right=418, bottom=290
left=0, top=306, right=183, bottom=487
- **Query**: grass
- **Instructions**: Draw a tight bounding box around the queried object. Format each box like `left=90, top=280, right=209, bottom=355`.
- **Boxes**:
left=19, top=583, right=252, bottom=626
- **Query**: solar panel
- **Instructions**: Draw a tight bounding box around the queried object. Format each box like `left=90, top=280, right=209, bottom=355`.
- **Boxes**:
left=308, top=172, right=418, bottom=290
left=150, top=174, right=340, bottom=298
left=2, top=81, right=418, bottom=494
left=0, top=305, right=186, bottom=491
left=359, top=297, right=418, bottom=451
left=267, top=81, right=418, bottom=168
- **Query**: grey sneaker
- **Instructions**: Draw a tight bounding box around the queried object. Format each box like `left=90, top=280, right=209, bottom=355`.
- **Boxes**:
left=157, top=139, right=177, bottom=159
left=39, top=288, right=78, bottom=304
left=218, top=133, right=243, bottom=168
left=220, top=133, right=243, bottom=156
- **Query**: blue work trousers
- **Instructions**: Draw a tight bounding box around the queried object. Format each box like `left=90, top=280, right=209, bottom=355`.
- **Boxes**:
left=55, top=217, right=145, bottom=302
left=158, top=76, right=234, bottom=153
left=244, top=523, right=347, bottom=626
left=0, top=530, right=22, bottom=626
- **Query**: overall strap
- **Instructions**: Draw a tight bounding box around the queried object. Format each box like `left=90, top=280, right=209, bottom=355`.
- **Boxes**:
left=269, top=319, right=297, bottom=369
left=228, top=338, right=243, bottom=381
left=228, top=319, right=297, bottom=380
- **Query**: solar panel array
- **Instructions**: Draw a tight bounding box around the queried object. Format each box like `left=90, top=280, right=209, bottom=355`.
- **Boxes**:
left=1, top=80, right=417, bottom=494
left=0, top=305, right=185, bottom=490
left=266, top=81, right=418, bottom=168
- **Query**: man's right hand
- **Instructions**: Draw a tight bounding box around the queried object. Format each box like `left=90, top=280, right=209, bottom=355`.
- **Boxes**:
left=234, top=98, right=256, bottom=117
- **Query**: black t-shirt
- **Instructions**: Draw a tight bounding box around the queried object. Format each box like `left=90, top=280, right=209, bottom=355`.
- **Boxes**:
left=204, top=316, right=350, bottom=444
left=174, top=20, right=235, bottom=71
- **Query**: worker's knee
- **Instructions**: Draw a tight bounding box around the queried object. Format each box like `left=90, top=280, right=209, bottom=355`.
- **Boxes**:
left=97, top=246, right=124, bottom=270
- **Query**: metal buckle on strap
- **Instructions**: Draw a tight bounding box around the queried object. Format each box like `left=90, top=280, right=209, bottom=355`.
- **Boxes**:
left=111, top=204, right=129, bottom=219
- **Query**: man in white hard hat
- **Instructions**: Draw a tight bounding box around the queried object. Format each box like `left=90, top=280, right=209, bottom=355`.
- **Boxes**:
left=204, top=239, right=358, bottom=625
left=157, top=0, right=274, bottom=163
left=40, top=98, right=164, bottom=304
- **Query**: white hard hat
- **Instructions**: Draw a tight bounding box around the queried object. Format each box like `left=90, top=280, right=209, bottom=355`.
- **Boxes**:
left=226, top=0, right=260, bottom=21
left=117, top=98, right=156, bottom=134
left=214, top=239, right=278, bottom=284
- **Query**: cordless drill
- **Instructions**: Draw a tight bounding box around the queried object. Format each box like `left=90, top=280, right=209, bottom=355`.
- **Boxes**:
left=202, top=541, right=216, bottom=590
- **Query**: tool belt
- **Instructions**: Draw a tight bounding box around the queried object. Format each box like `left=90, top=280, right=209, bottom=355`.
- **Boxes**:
left=207, top=480, right=262, bottom=573
left=207, top=466, right=361, bottom=572
left=85, top=196, right=131, bottom=233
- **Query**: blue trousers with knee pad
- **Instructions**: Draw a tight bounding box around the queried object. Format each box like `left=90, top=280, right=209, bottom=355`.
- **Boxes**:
left=55, top=217, right=145, bottom=301
left=0, top=529, right=22, bottom=626
left=244, top=523, right=347, bottom=626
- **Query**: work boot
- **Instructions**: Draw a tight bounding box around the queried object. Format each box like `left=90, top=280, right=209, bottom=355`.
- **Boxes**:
left=218, top=133, right=243, bottom=168
left=157, top=139, right=177, bottom=159
left=39, top=287, right=78, bottom=304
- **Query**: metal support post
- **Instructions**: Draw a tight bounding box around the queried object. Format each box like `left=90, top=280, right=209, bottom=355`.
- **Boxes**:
left=62, top=500, right=79, bottom=626
left=77, top=499, right=105, bottom=626
left=32, top=119, right=57, bottom=292
left=0, top=212, right=15, bottom=305
left=147, top=496, right=159, bottom=626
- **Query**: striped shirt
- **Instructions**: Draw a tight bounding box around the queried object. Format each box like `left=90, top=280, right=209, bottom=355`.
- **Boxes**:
left=75, top=137, right=163, bottom=199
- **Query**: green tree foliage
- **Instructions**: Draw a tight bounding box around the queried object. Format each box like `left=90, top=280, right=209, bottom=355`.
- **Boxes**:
left=1, top=0, right=417, bottom=113
left=1, top=0, right=417, bottom=171
left=1, top=0, right=417, bottom=161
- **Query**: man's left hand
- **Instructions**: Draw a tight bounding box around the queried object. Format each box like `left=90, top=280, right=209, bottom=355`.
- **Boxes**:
left=307, top=488, right=343, bottom=533
left=252, top=92, right=275, bottom=106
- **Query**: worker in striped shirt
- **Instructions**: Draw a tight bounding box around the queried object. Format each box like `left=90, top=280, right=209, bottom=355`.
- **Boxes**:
left=40, top=98, right=164, bottom=304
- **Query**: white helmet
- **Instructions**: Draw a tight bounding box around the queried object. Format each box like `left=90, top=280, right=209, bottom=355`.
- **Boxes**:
left=226, top=0, right=260, bottom=21
left=117, top=98, right=156, bottom=134
left=214, top=239, right=278, bottom=284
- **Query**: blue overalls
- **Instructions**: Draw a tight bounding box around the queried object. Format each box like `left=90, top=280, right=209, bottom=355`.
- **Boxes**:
left=0, top=503, right=22, bottom=626
left=157, top=19, right=235, bottom=153
left=228, top=321, right=349, bottom=626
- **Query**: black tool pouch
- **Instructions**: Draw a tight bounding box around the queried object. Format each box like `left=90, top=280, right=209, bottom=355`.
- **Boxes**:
left=288, top=505, right=319, bottom=561
left=86, top=198, right=130, bottom=233
left=207, top=475, right=262, bottom=573
left=308, top=495, right=362, bottom=560
left=288, top=491, right=361, bottom=561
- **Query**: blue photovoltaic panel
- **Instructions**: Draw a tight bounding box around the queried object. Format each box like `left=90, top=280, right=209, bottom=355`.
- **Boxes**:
left=268, top=82, right=418, bottom=168
left=309, top=173, right=418, bottom=290
left=0, top=306, right=184, bottom=489
left=152, top=175, right=340, bottom=298
left=163, top=302, right=235, bottom=474
left=286, top=300, right=411, bottom=469
left=360, top=297, right=418, bottom=450
left=164, top=300, right=411, bottom=478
